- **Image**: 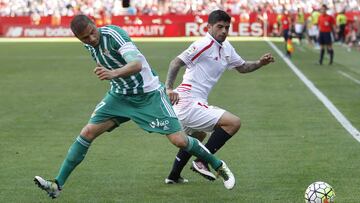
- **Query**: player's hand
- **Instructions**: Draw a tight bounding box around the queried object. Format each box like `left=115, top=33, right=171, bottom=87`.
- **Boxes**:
left=94, top=66, right=117, bottom=80
left=259, top=53, right=275, bottom=66
left=166, top=88, right=179, bottom=105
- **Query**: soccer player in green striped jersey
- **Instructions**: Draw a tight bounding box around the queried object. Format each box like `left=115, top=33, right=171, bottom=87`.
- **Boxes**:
left=34, top=15, right=235, bottom=198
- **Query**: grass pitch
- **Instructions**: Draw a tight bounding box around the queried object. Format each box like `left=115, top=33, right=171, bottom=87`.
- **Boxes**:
left=0, top=38, right=359, bottom=202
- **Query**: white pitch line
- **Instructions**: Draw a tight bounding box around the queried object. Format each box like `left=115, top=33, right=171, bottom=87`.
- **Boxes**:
left=266, top=39, right=360, bottom=142
left=337, top=70, right=360, bottom=85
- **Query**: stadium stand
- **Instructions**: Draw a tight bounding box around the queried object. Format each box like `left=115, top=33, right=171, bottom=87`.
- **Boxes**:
left=0, top=0, right=359, bottom=42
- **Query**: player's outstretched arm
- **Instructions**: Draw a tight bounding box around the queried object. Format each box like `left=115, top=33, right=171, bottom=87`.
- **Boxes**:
left=235, top=53, right=274, bottom=73
left=165, top=57, right=185, bottom=105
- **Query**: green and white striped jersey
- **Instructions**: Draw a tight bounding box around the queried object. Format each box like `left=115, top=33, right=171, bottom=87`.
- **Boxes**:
left=84, top=25, right=160, bottom=95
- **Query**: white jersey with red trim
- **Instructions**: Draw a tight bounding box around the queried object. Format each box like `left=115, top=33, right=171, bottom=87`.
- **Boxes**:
left=177, top=32, right=245, bottom=102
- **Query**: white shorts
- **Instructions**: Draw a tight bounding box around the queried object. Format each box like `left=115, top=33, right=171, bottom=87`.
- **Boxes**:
left=295, top=24, right=304, bottom=34
left=308, top=25, right=319, bottom=37
left=173, top=98, right=225, bottom=135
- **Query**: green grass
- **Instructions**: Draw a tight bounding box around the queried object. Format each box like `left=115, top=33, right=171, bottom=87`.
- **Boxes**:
left=0, top=39, right=359, bottom=202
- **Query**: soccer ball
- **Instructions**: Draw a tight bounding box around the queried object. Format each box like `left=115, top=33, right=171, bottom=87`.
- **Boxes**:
left=304, top=181, right=335, bottom=203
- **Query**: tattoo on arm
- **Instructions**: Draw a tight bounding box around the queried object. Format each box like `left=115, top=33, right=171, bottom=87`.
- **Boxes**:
left=235, top=61, right=262, bottom=73
left=165, top=57, right=185, bottom=89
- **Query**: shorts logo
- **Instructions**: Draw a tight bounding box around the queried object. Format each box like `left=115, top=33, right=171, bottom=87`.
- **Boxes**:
left=149, top=118, right=170, bottom=130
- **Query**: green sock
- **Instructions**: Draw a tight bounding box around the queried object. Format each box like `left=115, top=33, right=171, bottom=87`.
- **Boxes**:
left=184, top=136, right=222, bottom=170
left=55, top=135, right=91, bottom=187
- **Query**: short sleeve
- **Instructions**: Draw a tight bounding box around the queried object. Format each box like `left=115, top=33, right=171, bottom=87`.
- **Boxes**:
left=118, top=42, right=141, bottom=63
left=226, top=43, right=245, bottom=69
left=178, top=42, right=198, bottom=68
left=103, top=25, right=141, bottom=63
left=118, top=42, right=138, bottom=56
left=178, top=40, right=214, bottom=68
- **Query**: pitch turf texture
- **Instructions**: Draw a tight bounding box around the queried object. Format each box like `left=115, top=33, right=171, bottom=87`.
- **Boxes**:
left=1, top=38, right=360, bottom=203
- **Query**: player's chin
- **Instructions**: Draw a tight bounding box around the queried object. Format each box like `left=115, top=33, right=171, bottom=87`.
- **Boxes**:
left=89, top=40, right=100, bottom=47
left=217, top=36, right=226, bottom=42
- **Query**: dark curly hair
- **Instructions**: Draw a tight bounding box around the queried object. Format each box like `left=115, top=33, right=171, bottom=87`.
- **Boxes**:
left=208, top=10, right=231, bottom=25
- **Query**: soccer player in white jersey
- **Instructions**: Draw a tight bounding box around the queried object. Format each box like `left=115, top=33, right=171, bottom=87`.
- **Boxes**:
left=164, top=10, right=274, bottom=183
left=33, top=15, right=235, bottom=198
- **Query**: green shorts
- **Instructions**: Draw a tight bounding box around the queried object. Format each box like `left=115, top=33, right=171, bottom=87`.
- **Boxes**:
left=89, top=87, right=182, bottom=135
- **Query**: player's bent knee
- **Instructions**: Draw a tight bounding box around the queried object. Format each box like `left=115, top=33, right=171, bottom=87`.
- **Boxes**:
left=167, top=132, right=188, bottom=148
left=233, top=117, right=241, bottom=131
left=172, top=136, right=188, bottom=148
left=228, top=116, right=241, bottom=135
left=80, top=125, right=97, bottom=141
left=174, top=139, right=188, bottom=148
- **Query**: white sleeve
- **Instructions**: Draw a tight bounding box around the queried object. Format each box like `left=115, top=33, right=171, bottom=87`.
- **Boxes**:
left=177, top=42, right=198, bottom=68
left=117, top=42, right=138, bottom=56
left=226, top=44, right=245, bottom=70
left=178, top=39, right=213, bottom=68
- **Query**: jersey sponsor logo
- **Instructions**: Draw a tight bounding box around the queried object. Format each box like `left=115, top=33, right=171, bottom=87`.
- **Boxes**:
left=149, top=118, right=170, bottom=130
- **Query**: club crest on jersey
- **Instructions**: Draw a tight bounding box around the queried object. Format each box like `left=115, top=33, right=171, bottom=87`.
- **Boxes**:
left=186, top=46, right=197, bottom=55
left=225, top=56, right=230, bottom=62
left=102, top=49, right=110, bottom=56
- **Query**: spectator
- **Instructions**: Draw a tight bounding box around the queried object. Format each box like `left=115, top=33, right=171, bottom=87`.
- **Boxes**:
left=310, top=7, right=321, bottom=49
left=336, top=9, right=347, bottom=43
left=51, top=10, right=62, bottom=26
left=0, top=0, right=359, bottom=19
left=295, top=7, right=306, bottom=44
left=30, top=11, right=41, bottom=25
left=345, top=21, right=358, bottom=51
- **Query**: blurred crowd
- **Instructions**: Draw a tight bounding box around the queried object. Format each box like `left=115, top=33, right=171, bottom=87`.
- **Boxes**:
left=0, top=0, right=359, bottom=50
left=0, top=0, right=359, bottom=17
